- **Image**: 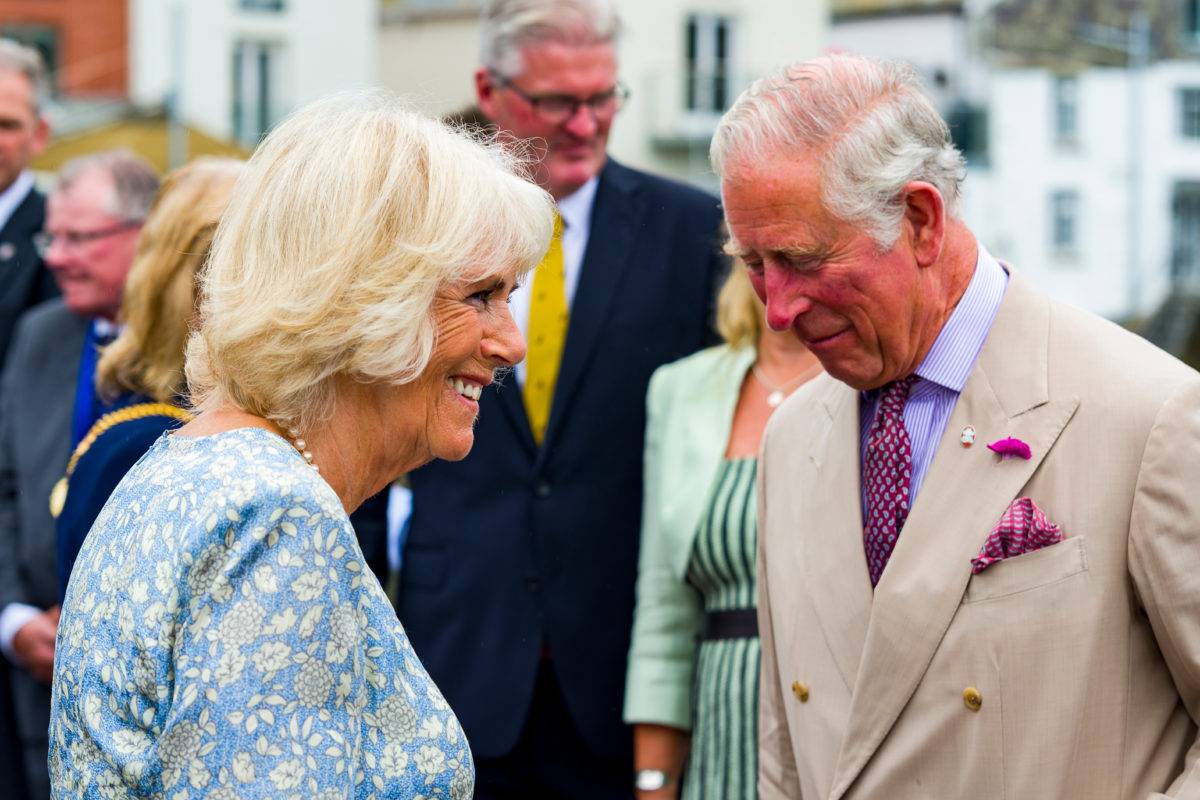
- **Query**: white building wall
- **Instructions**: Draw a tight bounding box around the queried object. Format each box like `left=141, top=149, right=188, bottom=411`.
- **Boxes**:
left=965, top=64, right=1200, bottom=321
left=966, top=70, right=1130, bottom=319
left=1143, top=62, right=1200, bottom=305
left=378, top=10, right=479, bottom=117
left=130, top=0, right=377, bottom=143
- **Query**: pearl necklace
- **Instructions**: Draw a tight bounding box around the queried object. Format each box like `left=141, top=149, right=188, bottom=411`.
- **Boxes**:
left=287, top=427, right=319, bottom=472
left=751, top=361, right=823, bottom=408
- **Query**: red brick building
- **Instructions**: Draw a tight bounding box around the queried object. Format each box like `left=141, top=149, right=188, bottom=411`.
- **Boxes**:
left=0, top=0, right=128, bottom=97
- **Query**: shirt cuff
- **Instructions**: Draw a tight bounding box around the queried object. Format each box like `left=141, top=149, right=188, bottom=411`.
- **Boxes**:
left=0, top=603, right=41, bottom=664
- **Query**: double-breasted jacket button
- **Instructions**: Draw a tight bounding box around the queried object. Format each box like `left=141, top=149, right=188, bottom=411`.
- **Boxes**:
left=963, top=686, right=982, bottom=711
left=792, top=681, right=809, bottom=702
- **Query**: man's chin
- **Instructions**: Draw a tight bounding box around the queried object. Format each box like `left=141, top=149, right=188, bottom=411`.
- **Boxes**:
left=547, top=156, right=605, bottom=196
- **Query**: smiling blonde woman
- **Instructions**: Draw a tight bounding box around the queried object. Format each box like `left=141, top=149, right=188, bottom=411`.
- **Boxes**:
left=47, top=90, right=553, bottom=799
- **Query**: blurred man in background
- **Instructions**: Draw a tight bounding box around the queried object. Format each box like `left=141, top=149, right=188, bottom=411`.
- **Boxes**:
left=398, top=1, right=726, bottom=797
left=0, top=39, right=54, bottom=370
left=0, top=149, right=157, bottom=799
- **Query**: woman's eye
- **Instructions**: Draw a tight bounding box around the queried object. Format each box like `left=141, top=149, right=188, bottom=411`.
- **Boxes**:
left=468, top=289, right=494, bottom=306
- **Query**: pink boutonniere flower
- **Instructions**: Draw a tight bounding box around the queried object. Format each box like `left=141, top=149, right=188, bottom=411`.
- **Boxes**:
left=987, top=437, right=1031, bottom=460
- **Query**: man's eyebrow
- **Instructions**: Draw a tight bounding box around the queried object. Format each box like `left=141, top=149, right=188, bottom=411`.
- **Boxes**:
left=776, top=243, right=830, bottom=261
left=722, top=240, right=830, bottom=261
left=723, top=240, right=751, bottom=259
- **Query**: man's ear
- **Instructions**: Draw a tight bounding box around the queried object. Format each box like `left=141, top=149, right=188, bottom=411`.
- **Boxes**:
left=901, top=181, right=945, bottom=267
left=30, top=115, right=49, bottom=158
left=475, top=67, right=498, bottom=121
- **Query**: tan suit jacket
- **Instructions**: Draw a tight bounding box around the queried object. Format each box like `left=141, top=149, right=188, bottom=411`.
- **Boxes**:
left=757, top=269, right=1200, bottom=799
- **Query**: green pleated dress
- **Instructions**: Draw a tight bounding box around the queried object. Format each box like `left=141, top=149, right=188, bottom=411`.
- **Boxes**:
left=682, top=456, right=760, bottom=800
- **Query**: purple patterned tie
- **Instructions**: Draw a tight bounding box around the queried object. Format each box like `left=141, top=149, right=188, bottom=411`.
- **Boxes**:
left=863, top=375, right=918, bottom=587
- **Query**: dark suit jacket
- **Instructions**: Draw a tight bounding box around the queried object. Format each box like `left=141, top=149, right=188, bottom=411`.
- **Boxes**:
left=0, top=187, right=57, bottom=370
left=399, top=159, right=725, bottom=760
left=0, top=298, right=87, bottom=798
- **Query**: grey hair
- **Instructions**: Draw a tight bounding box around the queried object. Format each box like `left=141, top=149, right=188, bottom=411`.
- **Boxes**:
left=479, top=0, right=621, bottom=78
left=711, top=54, right=964, bottom=250
left=57, top=149, right=160, bottom=221
left=0, top=39, right=48, bottom=113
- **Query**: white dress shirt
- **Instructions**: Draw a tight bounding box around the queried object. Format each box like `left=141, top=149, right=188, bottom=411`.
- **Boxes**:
left=509, top=175, right=598, bottom=387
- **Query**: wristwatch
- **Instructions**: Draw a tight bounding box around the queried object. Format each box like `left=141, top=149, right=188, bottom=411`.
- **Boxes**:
left=634, top=769, right=671, bottom=792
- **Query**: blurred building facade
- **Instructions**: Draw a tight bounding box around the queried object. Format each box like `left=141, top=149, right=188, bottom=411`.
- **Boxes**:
left=0, top=0, right=129, bottom=97
left=130, top=0, right=378, bottom=148
left=379, top=0, right=828, bottom=187
left=2, top=0, right=377, bottom=170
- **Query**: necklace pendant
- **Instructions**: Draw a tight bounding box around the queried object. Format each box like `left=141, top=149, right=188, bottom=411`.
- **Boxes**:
left=767, top=390, right=785, bottom=408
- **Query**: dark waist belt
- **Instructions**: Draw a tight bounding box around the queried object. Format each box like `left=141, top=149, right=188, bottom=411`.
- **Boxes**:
left=702, top=608, right=758, bottom=640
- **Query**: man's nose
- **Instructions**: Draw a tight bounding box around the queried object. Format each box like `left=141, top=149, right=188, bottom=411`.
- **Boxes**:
left=762, top=264, right=812, bottom=333
left=561, top=104, right=599, bottom=138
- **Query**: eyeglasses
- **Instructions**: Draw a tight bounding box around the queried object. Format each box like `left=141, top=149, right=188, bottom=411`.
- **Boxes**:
left=33, top=220, right=143, bottom=257
left=489, top=70, right=630, bottom=124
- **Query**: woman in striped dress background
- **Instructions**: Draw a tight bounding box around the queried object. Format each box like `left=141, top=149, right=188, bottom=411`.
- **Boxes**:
left=624, top=265, right=822, bottom=799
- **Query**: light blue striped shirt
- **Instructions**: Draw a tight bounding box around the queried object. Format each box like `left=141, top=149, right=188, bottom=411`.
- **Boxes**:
left=860, top=244, right=1008, bottom=517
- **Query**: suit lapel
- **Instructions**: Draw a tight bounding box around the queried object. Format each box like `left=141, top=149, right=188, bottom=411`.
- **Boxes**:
left=539, top=162, right=639, bottom=451
left=827, top=271, right=1080, bottom=799
left=799, top=377, right=874, bottom=692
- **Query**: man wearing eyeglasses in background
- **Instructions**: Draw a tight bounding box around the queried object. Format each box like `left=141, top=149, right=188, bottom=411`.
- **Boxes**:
left=0, top=149, right=158, bottom=800
left=397, top=1, right=726, bottom=798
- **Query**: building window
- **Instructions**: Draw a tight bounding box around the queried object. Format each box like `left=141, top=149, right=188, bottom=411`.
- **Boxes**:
left=240, top=0, right=285, bottom=10
left=1173, top=182, right=1200, bottom=285
left=1182, top=89, right=1200, bottom=139
left=1050, top=190, right=1079, bottom=250
left=1185, top=0, right=1200, bottom=40
left=1053, top=76, right=1077, bottom=141
left=232, top=41, right=282, bottom=146
left=685, top=14, right=733, bottom=114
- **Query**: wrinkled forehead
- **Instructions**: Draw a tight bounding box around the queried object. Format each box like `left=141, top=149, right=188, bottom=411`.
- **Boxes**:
left=49, top=169, right=119, bottom=221
left=719, top=148, right=831, bottom=250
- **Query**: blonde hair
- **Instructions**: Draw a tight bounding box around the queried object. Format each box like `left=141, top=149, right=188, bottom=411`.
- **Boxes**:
left=97, top=157, right=244, bottom=403
left=186, top=90, right=554, bottom=432
left=715, top=261, right=762, bottom=349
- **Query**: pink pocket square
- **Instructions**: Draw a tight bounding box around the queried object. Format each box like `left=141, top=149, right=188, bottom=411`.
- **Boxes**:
left=971, top=497, right=1063, bottom=574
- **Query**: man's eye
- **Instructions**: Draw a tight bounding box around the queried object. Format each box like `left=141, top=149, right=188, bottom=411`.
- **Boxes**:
left=539, top=97, right=575, bottom=114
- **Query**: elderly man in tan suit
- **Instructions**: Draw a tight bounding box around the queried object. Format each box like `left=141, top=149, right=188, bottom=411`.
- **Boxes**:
left=712, top=53, right=1200, bottom=799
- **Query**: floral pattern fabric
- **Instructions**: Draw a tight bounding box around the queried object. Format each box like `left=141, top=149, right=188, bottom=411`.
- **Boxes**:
left=49, top=427, right=473, bottom=800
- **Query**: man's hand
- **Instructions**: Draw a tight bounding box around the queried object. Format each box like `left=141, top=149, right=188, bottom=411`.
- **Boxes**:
left=12, top=606, right=59, bottom=684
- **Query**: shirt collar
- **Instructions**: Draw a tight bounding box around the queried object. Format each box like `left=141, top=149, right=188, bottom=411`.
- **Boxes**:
left=93, top=317, right=121, bottom=338
left=912, top=241, right=1008, bottom=393
left=555, top=174, right=599, bottom=234
left=0, top=170, right=34, bottom=231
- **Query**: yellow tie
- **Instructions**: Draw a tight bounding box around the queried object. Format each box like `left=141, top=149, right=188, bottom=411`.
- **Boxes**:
left=524, top=210, right=567, bottom=443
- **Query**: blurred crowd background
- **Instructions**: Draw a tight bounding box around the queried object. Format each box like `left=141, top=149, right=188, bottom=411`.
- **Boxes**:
left=3, top=0, right=1200, bottom=357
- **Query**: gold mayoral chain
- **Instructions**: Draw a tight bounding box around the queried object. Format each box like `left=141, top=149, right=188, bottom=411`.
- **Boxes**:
left=49, top=403, right=194, bottom=518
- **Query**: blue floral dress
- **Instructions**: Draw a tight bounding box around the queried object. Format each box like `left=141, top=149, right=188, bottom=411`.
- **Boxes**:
left=49, top=427, right=473, bottom=799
